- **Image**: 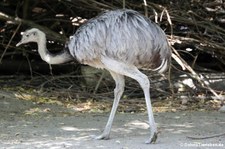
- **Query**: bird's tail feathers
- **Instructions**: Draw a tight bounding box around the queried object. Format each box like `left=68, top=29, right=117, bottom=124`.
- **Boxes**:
left=152, top=58, right=169, bottom=73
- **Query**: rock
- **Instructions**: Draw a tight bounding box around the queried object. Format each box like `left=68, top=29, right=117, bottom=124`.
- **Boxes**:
left=219, top=105, right=225, bottom=112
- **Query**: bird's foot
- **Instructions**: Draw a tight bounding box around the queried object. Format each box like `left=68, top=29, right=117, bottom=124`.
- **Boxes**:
left=91, top=133, right=110, bottom=140
left=145, top=132, right=158, bottom=144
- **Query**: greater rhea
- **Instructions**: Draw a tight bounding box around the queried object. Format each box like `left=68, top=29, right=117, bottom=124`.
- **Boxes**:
left=16, top=9, right=171, bottom=144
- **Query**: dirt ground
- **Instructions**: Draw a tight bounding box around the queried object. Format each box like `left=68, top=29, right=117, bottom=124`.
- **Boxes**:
left=0, top=90, right=225, bottom=149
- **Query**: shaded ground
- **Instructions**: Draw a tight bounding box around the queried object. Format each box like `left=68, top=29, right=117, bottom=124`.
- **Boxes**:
left=0, top=90, right=225, bottom=149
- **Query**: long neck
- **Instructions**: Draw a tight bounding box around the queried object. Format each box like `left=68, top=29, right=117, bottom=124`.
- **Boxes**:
left=37, top=34, right=73, bottom=64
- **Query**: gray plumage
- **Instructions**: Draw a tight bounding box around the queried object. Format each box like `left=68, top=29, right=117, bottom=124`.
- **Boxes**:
left=68, top=9, right=170, bottom=72
left=16, top=9, right=171, bottom=144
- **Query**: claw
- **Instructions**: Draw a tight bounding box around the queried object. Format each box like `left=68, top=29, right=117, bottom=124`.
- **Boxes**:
left=91, top=134, right=110, bottom=140
left=145, top=132, right=158, bottom=144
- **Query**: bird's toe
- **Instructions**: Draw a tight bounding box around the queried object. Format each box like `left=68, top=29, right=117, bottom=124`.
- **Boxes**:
left=145, top=132, right=158, bottom=144
left=91, top=134, right=110, bottom=140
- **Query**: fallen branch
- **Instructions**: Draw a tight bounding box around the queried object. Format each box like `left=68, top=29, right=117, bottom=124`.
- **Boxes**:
left=187, top=132, right=225, bottom=140
left=171, top=46, right=224, bottom=100
left=0, top=11, right=67, bottom=43
left=0, top=23, right=21, bottom=63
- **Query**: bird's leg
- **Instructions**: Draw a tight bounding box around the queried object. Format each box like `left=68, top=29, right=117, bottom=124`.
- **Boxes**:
left=141, top=79, right=158, bottom=144
left=101, top=58, right=158, bottom=143
left=94, top=71, right=125, bottom=140
left=127, top=70, right=157, bottom=144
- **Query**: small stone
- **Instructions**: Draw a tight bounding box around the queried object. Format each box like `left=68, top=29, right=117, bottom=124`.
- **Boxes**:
left=181, top=98, right=188, bottom=105
left=115, top=140, right=120, bottom=144
left=219, top=105, right=225, bottom=112
left=171, top=108, right=177, bottom=112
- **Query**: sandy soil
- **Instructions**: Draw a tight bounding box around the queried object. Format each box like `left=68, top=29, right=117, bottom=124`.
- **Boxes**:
left=0, top=90, right=225, bottom=149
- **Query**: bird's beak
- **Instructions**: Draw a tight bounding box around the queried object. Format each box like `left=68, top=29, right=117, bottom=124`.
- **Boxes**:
left=16, top=41, right=22, bottom=47
left=16, top=32, right=24, bottom=47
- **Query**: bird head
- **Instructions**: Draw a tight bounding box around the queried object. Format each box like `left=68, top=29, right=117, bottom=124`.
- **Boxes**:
left=16, top=28, right=42, bottom=47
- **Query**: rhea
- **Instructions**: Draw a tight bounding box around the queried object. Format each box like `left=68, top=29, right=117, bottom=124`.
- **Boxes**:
left=16, top=9, right=171, bottom=144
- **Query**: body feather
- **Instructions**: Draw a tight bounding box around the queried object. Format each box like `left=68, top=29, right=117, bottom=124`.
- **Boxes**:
left=68, top=9, right=171, bottom=72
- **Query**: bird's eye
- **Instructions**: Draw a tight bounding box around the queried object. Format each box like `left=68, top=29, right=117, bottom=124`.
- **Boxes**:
left=25, top=34, right=29, bottom=37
